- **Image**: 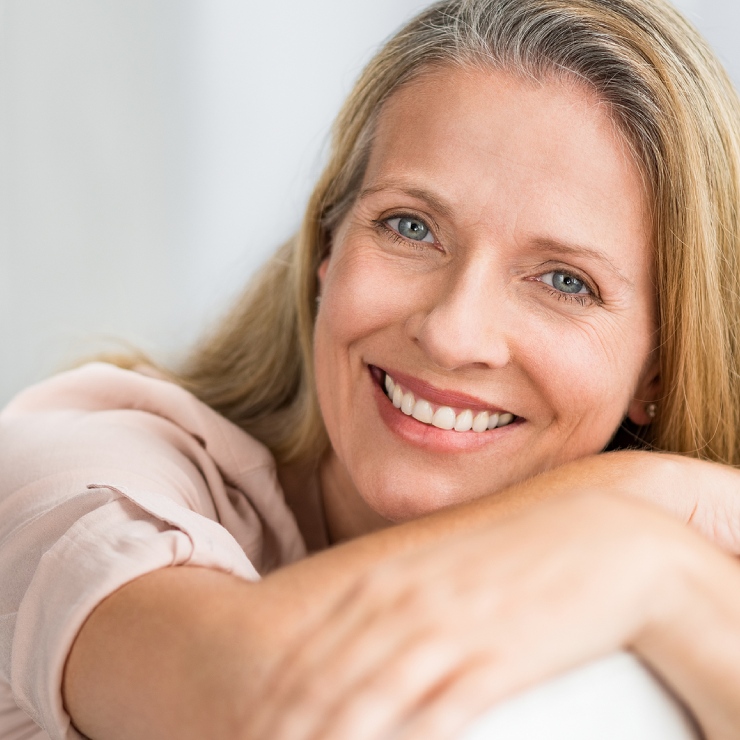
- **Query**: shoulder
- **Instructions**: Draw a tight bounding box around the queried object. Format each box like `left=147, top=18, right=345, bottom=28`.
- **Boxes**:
left=3, top=363, right=267, bottom=455
left=1, top=361, right=275, bottom=473
left=0, top=362, right=306, bottom=570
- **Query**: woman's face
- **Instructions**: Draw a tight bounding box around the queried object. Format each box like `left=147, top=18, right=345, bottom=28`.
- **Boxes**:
left=313, top=66, right=658, bottom=528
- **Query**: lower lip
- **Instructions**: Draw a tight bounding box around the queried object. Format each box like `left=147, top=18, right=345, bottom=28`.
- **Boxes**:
left=370, top=369, right=521, bottom=453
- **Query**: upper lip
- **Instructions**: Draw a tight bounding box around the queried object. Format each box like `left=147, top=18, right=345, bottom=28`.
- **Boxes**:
left=377, top=366, right=512, bottom=414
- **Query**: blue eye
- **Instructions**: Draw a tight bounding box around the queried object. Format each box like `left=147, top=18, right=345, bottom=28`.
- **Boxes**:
left=387, top=216, right=434, bottom=243
left=540, top=271, right=589, bottom=295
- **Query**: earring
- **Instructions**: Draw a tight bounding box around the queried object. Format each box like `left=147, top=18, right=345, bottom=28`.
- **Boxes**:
left=646, top=403, right=657, bottom=420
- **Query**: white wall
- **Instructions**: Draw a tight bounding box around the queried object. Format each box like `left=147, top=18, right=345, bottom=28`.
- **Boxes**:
left=0, top=1, right=189, bottom=400
left=671, top=0, right=740, bottom=89
left=0, top=0, right=738, bottom=404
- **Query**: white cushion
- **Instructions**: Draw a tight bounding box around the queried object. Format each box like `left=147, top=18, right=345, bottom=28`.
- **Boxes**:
left=461, top=651, right=698, bottom=739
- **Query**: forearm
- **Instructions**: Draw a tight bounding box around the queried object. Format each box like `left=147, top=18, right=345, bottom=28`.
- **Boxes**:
left=62, top=472, right=546, bottom=739
left=61, top=450, right=715, bottom=739
left=62, top=567, right=264, bottom=740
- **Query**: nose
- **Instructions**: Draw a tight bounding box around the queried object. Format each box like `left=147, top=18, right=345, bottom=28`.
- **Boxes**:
left=407, top=258, right=512, bottom=371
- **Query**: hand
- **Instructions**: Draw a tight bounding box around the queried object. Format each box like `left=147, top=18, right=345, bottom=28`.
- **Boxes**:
left=658, top=455, right=740, bottom=555
left=584, top=451, right=740, bottom=555
left=243, top=491, right=704, bottom=740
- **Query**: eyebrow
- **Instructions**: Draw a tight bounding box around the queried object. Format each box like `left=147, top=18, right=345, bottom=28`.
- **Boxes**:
left=359, top=180, right=635, bottom=289
left=359, top=181, right=455, bottom=222
left=530, top=237, right=635, bottom=289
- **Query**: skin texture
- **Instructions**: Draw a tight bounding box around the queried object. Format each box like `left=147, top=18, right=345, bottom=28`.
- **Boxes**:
left=63, top=68, right=740, bottom=740
left=314, top=66, right=659, bottom=536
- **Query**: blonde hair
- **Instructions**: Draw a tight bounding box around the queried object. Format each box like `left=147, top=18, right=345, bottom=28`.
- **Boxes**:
left=175, top=0, right=740, bottom=466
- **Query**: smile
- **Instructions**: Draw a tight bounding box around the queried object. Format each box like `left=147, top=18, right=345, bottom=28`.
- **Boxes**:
left=383, top=372, right=516, bottom=433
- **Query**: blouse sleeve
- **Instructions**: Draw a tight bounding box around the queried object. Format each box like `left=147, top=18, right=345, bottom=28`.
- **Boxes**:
left=0, top=363, right=306, bottom=739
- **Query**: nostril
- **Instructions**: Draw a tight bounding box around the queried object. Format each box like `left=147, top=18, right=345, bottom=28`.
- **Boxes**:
left=406, top=286, right=512, bottom=371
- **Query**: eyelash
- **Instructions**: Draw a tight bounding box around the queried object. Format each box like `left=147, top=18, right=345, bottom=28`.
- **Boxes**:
left=534, top=272, right=600, bottom=307
left=541, top=285, right=593, bottom=307
left=374, top=214, right=600, bottom=306
left=372, top=214, right=438, bottom=250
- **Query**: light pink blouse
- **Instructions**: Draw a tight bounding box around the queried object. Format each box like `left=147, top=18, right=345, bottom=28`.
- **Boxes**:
left=0, top=363, right=309, bottom=739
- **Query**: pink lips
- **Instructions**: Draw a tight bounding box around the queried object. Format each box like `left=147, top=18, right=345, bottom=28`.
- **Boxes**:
left=376, top=366, right=510, bottom=414
left=369, top=368, right=520, bottom=453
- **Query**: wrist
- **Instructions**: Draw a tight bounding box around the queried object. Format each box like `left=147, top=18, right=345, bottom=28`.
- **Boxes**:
left=632, top=530, right=740, bottom=739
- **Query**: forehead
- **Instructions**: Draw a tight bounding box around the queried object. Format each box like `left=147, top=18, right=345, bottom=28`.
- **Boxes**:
left=369, top=64, right=641, bottom=191
left=362, top=65, right=652, bottom=281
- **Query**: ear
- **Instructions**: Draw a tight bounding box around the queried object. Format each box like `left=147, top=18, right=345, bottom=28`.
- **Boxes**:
left=626, top=353, right=660, bottom=426
left=315, top=256, right=331, bottom=313
left=317, top=256, right=330, bottom=287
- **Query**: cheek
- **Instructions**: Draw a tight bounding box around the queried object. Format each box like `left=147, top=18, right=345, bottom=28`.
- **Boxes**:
left=314, top=248, right=403, bottom=428
left=318, top=246, right=421, bottom=348
left=525, top=314, right=650, bottom=442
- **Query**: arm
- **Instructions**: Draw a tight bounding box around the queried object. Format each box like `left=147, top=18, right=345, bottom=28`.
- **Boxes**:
left=63, top=450, right=740, bottom=739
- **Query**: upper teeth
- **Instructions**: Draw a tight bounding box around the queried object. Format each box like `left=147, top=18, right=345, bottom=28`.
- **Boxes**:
left=384, top=374, right=515, bottom=433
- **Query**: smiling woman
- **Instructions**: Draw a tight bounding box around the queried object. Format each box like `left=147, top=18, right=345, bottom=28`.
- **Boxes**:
left=3, top=1, right=740, bottom=739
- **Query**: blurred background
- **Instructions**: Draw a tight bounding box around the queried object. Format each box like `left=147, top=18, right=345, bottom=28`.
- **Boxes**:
left=0, top=0, right=737, bottom=404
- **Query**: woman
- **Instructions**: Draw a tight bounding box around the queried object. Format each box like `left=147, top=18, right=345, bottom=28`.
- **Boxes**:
left=3, top=0, right=740, bottom=738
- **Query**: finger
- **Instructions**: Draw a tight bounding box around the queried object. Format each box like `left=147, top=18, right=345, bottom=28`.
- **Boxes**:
left=308, top=633, right=470, bottom=740
left=392, top=659, right=515, bottom=740
left=258, top=618, right=433, bottom=739
left=246, top=585, right=425, bottom=739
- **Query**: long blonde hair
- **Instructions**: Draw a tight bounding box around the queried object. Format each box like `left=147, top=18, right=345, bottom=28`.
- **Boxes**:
left=175, top=0, right=740, bottom=467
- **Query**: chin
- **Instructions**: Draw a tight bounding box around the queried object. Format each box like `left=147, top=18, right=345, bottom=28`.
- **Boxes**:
left=359, top=475, right=473, bottom=522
